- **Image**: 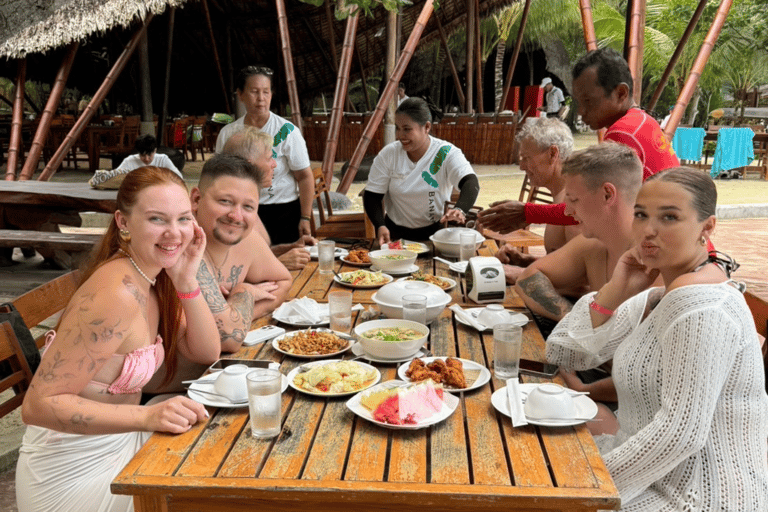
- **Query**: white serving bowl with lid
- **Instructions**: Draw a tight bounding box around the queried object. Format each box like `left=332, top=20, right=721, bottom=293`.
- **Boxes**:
left=429, top=227, right=486, bottom=258
left=371, top=281, right=451, bottom=323
left=368, top=249, right=418, bottom=272
left=354, top=319, right=429, bottom=360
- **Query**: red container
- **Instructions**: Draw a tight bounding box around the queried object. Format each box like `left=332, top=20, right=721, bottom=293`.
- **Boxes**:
left=523, top=86, right=544, bottom=117
left=504, top=86, right=520, bottom=113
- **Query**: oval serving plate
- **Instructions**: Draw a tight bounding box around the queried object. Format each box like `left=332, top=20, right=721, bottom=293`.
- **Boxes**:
left=398, top=274, right=457, bottom=291
left=397, top=357, right=491, bottom=392
left=272, top=329, right=354, bottom=359
left=287, top=360, right=380, bottom=397
left=334, top=270, right=393, bottom=289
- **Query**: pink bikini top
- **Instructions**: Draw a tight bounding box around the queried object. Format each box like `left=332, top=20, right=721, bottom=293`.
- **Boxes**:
left=44, top=331, right=165, bottom=394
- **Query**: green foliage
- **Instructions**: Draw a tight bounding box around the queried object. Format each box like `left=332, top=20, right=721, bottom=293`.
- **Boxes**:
left=297, top=0, right=414, bottom=20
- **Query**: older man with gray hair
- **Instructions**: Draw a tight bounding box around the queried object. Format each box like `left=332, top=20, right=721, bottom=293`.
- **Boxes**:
left=494, top=117, right=580, bottom=283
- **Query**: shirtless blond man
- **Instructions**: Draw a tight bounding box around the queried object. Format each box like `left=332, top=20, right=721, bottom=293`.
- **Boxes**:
left=223, top=127, right=316, bottom=270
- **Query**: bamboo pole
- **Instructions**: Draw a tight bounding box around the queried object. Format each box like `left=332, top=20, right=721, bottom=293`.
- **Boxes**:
left=436, top=16, right=465, bottom=108
left=19, top=43, right=79, bottom=181
left=626, top=0, right=646, bottom=105
left=5, top=59, right=27, bottom=180
left=201, top=0, right=230, bottom=114
left=337, top=0, right=435, bottom=194
left=275, top=0, right=302, bottom=130
left=384, top=9, right=397, bottom=146
left=465, top=0, right=475, bottom=112
left=622, top=0, right=633, bottom=60
left=664, top=0, right=733, bottom=139
left=474, top=0, right=483, bottom=113
left=158, top=7, right=175, bottom=145
left=38, top=17, right=152, bottom=181
left=325, top=0, right=339, bottom=73
left=499, top=0, right=531, bottom=113
left=646, top=0, right=708, bottom=112
left=355, top=41, right=371, bottom=112
left=321, top=11, right=360, bottom=185
left=578, top=0, right=599, bottom=51
left=138, top=33, right=154, bottom=135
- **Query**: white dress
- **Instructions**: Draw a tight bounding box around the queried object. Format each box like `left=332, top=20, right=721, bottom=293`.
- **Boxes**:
left=547, top=283, right=768, bottom=511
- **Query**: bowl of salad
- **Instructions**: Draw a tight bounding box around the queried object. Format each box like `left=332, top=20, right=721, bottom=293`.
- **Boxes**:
left=354, top=319, right=429, bottom=360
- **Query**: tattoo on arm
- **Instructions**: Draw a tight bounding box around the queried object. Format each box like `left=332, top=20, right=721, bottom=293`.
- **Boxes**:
left=197, top=261, right=228, bottom=313
left=517, top=272, right=573, bottom=319
left=217, top=289, right=254, bottom=344
left=226, top=265, right=244, bottom=293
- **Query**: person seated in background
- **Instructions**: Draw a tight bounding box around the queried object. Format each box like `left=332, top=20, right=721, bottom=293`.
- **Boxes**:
left=143, top=154, right=292, bottom=393
left=16, top=166, right=219, bottom=512
left=546, top=167, right=768, bottom=510
left=493, top=117, right=580, bottom=284
left=363, top=97, right=480, bottom=247
left=397, top=82, right=409, bottom=106
left=115, top=134, right=182, bottom=178
left=223, top=127, right=317, bottom=270
left=478, top=47, right=678, bottom=235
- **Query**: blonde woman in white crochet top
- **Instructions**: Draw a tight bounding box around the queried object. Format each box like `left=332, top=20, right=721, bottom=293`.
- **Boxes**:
left=547, top=167, right=768, bottom=511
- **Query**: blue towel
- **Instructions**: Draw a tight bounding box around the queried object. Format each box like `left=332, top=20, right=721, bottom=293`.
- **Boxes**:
left=711, top=128, right=755, bottom=178
left=672, top=127, right=706, bottom=161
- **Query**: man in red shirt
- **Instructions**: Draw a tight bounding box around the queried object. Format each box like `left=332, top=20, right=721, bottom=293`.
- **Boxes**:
left=478, top=48, right=679, bottom=233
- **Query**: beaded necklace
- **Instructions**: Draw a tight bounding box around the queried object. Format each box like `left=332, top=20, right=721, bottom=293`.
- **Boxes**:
left=119, top=249, right=157, bottom=286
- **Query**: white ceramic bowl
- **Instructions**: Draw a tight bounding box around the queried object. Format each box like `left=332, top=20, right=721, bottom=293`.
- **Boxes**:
left=372, top=281, right=451, bottom=323
left=477, top=304, right=510, bottom=329
left=429, top=227, right=486, bottom=258
left=354, top=319, right=429, bottom=360
left=213, top=364, right=250, bottom=401
left=523, top=383, right=576, bottom=420
left=368, top=249, right=418, bottom=272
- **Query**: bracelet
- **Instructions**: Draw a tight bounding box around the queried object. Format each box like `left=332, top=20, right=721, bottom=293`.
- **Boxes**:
left=589, top=297, right=614, bottom=316
left=300, top=215, right=311, bottom=222
left=176, top=287, right=201, bottom=300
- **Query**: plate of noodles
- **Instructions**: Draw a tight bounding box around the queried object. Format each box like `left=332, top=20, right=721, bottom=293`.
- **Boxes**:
left=399, top=272, right=457, bottom=291
left=334, top=269, right=394, bottom=289
left=272, top=329, right=354, bottom=359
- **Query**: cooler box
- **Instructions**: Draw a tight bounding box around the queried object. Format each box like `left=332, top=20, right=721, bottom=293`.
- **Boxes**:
left=523, top=86, right=544, bottom=118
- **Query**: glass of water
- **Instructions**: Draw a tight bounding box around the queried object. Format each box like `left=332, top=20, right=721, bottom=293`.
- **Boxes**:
left=318, top=240, right=335, bottom=274
left=493, top=323, right=522, bottom=379
left=246, top=369, right=282, bottom=438
left=328, top=290, right=353, bottom=334
left=459, top=231, right=476, bottom=262
left=402, top=294, right=428, bottom=325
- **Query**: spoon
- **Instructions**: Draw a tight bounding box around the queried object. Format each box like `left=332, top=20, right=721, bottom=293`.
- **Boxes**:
left=433, top=256, right=454, bottom=266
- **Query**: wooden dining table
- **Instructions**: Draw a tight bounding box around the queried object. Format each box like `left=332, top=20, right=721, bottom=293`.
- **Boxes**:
left=112, top=241, right=620, bottom=512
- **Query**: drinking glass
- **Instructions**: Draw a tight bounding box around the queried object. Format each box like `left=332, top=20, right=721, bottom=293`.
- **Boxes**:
left=318, top=240, right=335, bottom=274
left=402, top=294, right=428, bottom=325
left=246, top=368, right=282, bottom=438
left=493, top=323, right=522, bottom=379
left=459, top=231, right=476, bottom=262
left=328, top=290, right=353, bottom=334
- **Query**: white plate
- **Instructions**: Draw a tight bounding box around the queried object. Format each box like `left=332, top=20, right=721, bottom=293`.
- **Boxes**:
left=396, top=357, right=491, bottom=392
left=350, top=342, right=428, bottom=364
left=491, top=383, right=599, bottom=427
left=346, top=380, right=459, bottom=430
left=187, top=373, right=289, bottom=409
left=455, top=308, right=530, bottom=331
left=306, top=246, right=349, bottom=259
left=340, top=255, right=372, bottom=267
left=287, top=359, right=380, bottom=397
left=383, top=240, right=430, bottom=255
left=334, top=270, right=393, bottom=289
left=272, top=329, right=354, bottom=359
left=397, top=275, right=457, bottom=292
left=449, top=261, right=468, bottom=273
left=370, top=264, right=420, bottom=276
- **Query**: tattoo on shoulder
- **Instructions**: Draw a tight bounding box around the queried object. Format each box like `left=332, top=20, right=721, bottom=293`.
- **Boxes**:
left=518, top=272, right=573, bottom=318
left=198, top=260, right=228, bottom=313
left=122, top=276, right=148, bottom=321
left=226, top=265, right=244, bottom=290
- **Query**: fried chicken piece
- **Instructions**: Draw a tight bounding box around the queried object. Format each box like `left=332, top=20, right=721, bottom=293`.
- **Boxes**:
left=427, top=359, right=448, bottom=373
left=406, top=359, right=439, bottom=383
left=442, top=366, right=467, bottom=389
left=445, top=357, right=463, bottom=371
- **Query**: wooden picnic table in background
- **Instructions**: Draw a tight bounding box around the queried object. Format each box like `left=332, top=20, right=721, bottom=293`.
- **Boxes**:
left=112, top=239, right=620, bottom=511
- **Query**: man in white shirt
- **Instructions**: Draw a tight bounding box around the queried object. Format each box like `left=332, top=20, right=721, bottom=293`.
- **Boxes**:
left=537, top=77, right=566, bottom=118
left=115, top=134, right=182, bottom=178
left=397, top=83, right=409, bottom=106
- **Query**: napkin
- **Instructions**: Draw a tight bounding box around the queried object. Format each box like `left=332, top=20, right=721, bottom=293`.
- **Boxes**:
left=449, top=304, right=486, bottom=331
left=273, top=298, right=363, bottom=325
left=507, top=378, right=528, bottom=427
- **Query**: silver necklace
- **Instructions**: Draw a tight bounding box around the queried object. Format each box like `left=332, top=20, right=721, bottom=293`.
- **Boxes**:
left=119, top=249, right=156, bottom=286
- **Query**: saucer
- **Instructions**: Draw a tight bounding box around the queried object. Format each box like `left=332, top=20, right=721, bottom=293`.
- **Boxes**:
left=370, top=264, right=420, bottom=276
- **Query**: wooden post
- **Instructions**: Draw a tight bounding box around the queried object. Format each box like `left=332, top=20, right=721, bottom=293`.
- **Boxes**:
left=623, top=0, right=633, bottom=60
left=325, top=0, right=340, bottom=73
left=38, top=17, right=152, bottom=181
left=321, top=11, right=360, bottom=185
left=578, top=0, right=599, bottom=51
left=158, top=7, right=175, bottom=145
left=499, top=0, right=531, bottom=113
left=436, top=16, right=465, bottom=108
left=355, top=42, right=371, bottom=112
left=337, top=0, right=435, bottom=194
left=19, top=43, right=79, bottom=181
left=384, top=9, right=397, bottom=146
left=646, top=0, right=708, bottom=112
left=474, top=0, right=483, bottom=113
left=138, top=33, right=154, bottom=135
left=5, top=59, right=27, bottom=180
left=201, top=0, right=231, bottom=114
left=275, top=0, right=303, bottom=130
left=626, top=0, right=646, bottom=105
left=465, top=0, right=475, bottom=112
left=664, top=0, right=733, bottom=139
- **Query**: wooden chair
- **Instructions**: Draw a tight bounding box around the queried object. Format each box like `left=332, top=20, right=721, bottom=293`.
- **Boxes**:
left=0, top=321, right=35, bottom=419
left=187, top=116, right=207, bottom=162
left=13, top=270, right=81, bottom=349
left=122, top=115, right=141, bottom=152
left=310, top=168, right=366, bottom=239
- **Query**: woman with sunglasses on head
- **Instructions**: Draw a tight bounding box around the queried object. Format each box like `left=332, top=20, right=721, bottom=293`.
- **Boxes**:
left=16, top=167, right=220, bottom=512
left=215, top=66, right=314, bottom=246
left=363, top=97, right=480, bottom=247
left=546, top=167, right=768, bottom=511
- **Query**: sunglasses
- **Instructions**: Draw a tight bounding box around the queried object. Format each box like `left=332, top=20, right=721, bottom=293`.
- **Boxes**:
left=244, top=66, right=274, bottom=76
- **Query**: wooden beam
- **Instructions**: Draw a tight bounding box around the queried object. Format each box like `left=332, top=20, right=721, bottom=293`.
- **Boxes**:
left=578, top=0, right=599, bottom=51
left=436, top=15, right=465, bottom=108
left=158, top=7, right=175, bottom=145
left=337, top=0, right=435, bottom=194
left=19, top=42, right=79, bottom=181
left=474, top=0, right=483, bottom=113
left=499, top=0, right=531, bottom=113
left=38, top=17, right=152, bottom=181
left=325, top=0, right=340, bottom=73
left=201, top=0, right=231, bottom=114
left=646, top=0, right=708, bottom=112
left=138, top=33, right=153, bottom=134
left=355, top=40, right=371, bottom=112
left=302, top=17, right=339, bottom=73
left=626, top=0, right=646, bottom=105
left=276, top=0, right=303, bottom=129
left=623, top=0, right=633, bottom=60
left=664, top=0, right=733, bottom=138
left=5, top=59, right=26, bottom=181
left=465, top=0, right=475, bottom=112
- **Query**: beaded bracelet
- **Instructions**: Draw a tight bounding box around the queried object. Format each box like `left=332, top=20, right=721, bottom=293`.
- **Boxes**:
left=589, top=297, right=614, bottom=316
left=177, top=287, right=201, bottom=300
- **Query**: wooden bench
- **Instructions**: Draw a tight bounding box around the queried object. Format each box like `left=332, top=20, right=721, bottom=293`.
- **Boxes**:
left=0, top=229, right=101, bottom=267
